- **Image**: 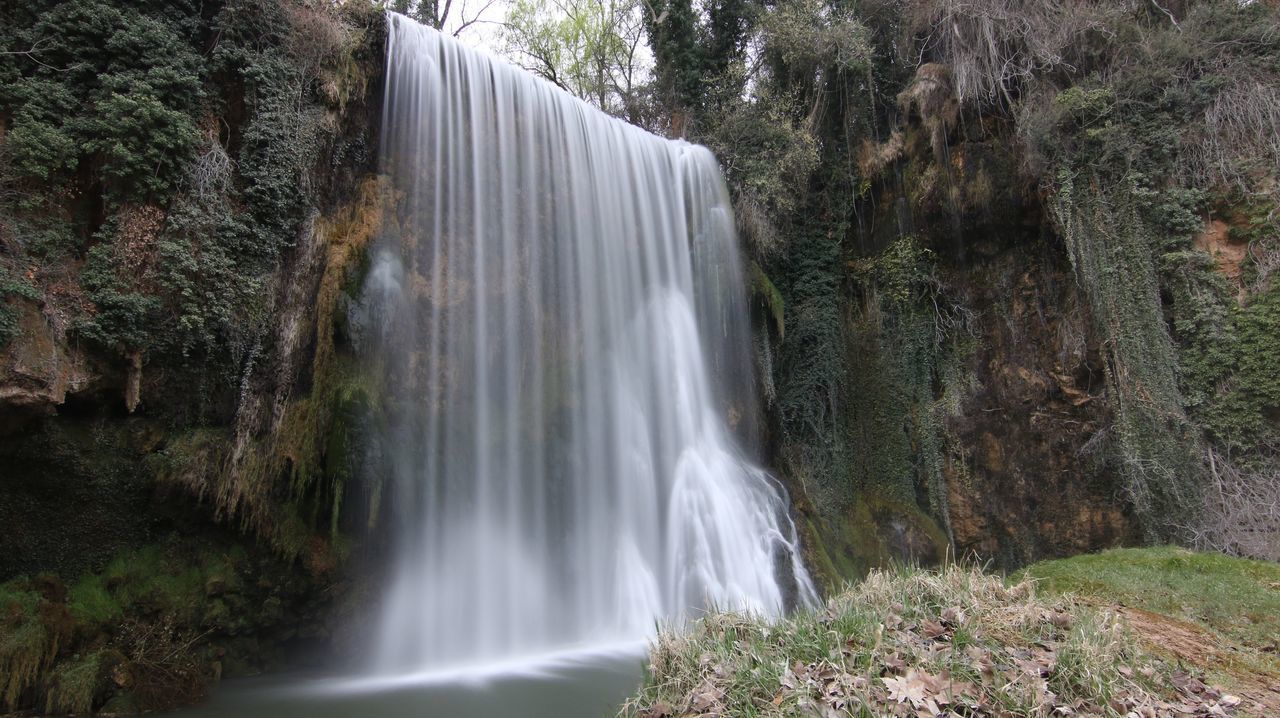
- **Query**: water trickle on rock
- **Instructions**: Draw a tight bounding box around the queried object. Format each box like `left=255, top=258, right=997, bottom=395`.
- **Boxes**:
left=371, top=12, right=817, bottom=672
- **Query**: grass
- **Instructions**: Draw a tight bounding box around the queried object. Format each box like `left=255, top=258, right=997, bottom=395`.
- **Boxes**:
left=65, top=544, right=239, bottom=629
left=1019, top=546, right=1280, bottom=710
left=1018, top=546, right=1280, bottom=653
left=0, top=581, right=40, bottom=618
left=0, top=606, right=58, bottom=711
left=44, top=649, right=105, bottom=715
left=624, top=563, right=1236, bottom=717
left=0, top=578, right=60, bottom=710
left=0, top=539, right=248, bottom=714
left=67, top=577, right=125, bottom=626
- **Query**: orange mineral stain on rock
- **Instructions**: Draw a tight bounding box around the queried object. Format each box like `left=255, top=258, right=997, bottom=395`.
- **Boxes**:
left=1195, top=218, right=1249, bottom=300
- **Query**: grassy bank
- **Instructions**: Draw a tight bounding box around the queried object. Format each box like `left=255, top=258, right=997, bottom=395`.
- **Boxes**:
left=625, top=551, right=1276, bottom=717
left=1020, top=547, right=1280, bottom=713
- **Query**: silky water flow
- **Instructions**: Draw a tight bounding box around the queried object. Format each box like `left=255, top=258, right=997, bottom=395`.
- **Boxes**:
left=369, top=12, right=818, bottom=674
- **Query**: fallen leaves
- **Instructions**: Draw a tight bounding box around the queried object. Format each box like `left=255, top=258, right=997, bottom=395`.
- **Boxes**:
left=625, top=568, right=1247, bottom=718
left=881, top=669, right=978, bottom=716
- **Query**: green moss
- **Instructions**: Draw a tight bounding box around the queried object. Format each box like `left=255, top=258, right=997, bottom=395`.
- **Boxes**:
left=804, top=494, right=949, bottom=591
left=749, top=261, right=786, bottom=338
left=0, top=535, right=280, bottom=713
left=0, top=579, right=40, bottom=618
left=141, top=177, right=392, bottom=558
left=62, top=543, right=242, bottom=635
left=67, top=577, right=124, bottom=627
left=843, top=237, right=960, bottom=538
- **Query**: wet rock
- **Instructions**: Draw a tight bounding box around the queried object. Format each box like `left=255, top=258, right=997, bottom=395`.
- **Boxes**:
left=0, top=301, right=98, bottom=423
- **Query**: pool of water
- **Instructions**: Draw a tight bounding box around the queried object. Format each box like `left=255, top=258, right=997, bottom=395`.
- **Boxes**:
left=169, top=643, right=647, bottom=718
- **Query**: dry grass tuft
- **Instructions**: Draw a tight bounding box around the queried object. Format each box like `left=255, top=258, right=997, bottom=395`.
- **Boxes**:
left=624, top=564, right=1245, bottom=717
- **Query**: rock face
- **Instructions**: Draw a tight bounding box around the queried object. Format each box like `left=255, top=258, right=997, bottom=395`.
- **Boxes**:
left=940, top=238, right=1137, bottom=566
left=0, top=3, right=390, bottom=713
left=0, top=301, right=98, bottom=422
left=802, top=63, right=1140, bottom=576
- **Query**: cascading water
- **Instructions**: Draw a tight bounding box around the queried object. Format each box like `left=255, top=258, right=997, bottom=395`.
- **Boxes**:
left=370, top=13, right=818, bottom=672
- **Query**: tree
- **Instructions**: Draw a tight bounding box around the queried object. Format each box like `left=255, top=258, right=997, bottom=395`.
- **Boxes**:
left=390, top=0, right=497, bottom=36
left=642, top=0, right=699, bottom=131
left=500, top=0, right=648, bottom=118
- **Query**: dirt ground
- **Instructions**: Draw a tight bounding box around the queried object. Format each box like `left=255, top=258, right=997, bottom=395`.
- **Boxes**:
left=1115, top=606, right=1280, bottom=717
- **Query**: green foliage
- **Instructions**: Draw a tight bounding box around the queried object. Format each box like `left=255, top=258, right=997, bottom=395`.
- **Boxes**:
left=0, top=0, right=365, bottom=363
left=87, top=91, right=199, bottom=202
left=760, top=0, right=869, bottom=78
left=0, top=536, right=307, bottom=714
left=1053, top=86, right=1114, bottom=125
left=843, top=236, right=960, bottom=540
left=1200, top=286, right=1280, bottom=451
left=0, top=4, right=380, bottom=709
left=1010, top=0, right=1280, bottom=539
left=716, top=96, right=818, bottom=198
left=0, top=580, right=40, bottom=617
left=0, top=266, right=40, bottom=347
left=1052, top=174, right=1204, bottom=541
left=67, top=577, right=123, bottom=627
left=643, top=0, right=704, bottom=117
left=501, top=0, right=646, bottom=116
left=643, top=0, right=957, bottom=566
left=2, top=1, right=204, bottom=204
left=774, top=207, right=847, bottom=509
left=68, top=545, right=238, bottom=629
left=620, top=0, right=1280, bottom=557
left=1164, top=249, right=1236, bottom=413
left=0, top=578, right=58, bottom=712
left=76, top=242, right=162, bottom=352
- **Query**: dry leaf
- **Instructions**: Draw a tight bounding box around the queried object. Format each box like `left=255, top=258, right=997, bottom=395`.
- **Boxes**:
left=921, top=619, right=949, bottom=640
left=883, top=653, right=907, bottom=673
left=883, top=675, right=926, bottom=705
left=1046, top=610, right=1074, bottom=629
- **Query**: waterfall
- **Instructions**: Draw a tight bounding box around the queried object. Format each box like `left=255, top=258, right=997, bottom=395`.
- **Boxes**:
left=370, top=13, right=818, bottom=672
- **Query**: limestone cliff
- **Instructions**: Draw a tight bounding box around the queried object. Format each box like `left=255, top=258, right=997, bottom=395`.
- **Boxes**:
left=0, top=1, right=387, bottom=712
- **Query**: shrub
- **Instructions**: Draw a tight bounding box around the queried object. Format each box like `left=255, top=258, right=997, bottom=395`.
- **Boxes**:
left=1192, top=450, right=1280, bottom=562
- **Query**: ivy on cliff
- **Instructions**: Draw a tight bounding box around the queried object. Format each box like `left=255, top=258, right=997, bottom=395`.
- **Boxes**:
left=0, top=0, right=384, bottom=557
left=911, top=0, right=1280, bottom=544
left=639, top=0, right=1280, bottom=561
left=0, top=0, right=349, bottom=363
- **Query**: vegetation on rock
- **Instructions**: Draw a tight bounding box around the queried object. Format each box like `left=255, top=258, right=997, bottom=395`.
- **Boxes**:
left=1, top=0, right=387, bottom=713
left=2, top=0, right=1279, bottom=714
left=594, top=0, right=1280, bottom=576
left=0, top=535, right=332, bottom=714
